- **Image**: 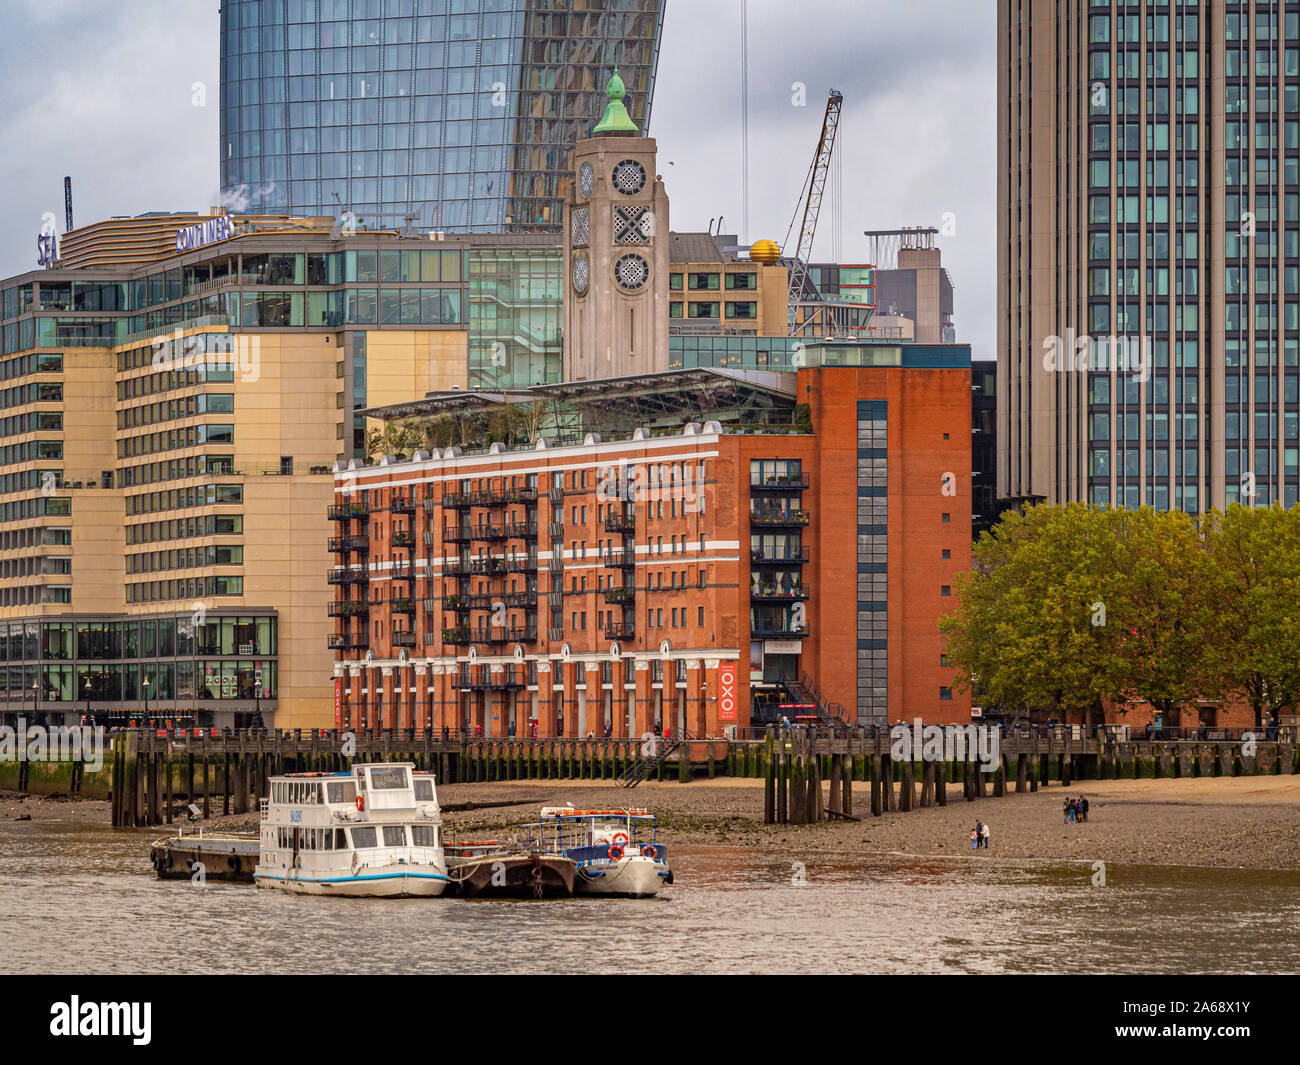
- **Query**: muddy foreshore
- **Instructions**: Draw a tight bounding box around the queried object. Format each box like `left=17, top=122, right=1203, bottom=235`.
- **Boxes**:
left=9, top=774, right=1297, bottom=871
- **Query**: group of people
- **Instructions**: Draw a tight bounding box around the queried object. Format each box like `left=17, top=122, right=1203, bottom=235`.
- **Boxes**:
left=969, top=820, right=990, bottom=849
left=1064, top=796, right=1089, bottom=823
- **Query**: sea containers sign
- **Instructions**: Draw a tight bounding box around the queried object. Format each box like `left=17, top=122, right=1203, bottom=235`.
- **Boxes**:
left=175, top=215, right=235, bottom=253
left=718, top=662, right=738, bottom=722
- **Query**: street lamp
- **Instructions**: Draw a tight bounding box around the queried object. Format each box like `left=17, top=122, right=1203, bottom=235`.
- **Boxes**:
left=30, top=678, right=38, bottom=726
left=142, top=675, right=151, bottom=728
left=83, top=677, right=93, bottom=727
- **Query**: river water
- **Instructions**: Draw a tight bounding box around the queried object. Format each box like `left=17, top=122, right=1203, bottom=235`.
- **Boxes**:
left=2, top=821, right=1297, bottom=974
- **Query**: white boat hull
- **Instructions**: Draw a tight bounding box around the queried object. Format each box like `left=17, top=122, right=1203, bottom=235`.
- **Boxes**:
left=254, top=865, right=449, bottom=898
left=574, top=856, right=668, bottom=898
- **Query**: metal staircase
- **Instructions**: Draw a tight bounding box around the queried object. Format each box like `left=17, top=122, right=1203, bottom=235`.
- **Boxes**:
left=781, top=673, right=852, bottom=730
left=615, top=731, right=688, bottom=788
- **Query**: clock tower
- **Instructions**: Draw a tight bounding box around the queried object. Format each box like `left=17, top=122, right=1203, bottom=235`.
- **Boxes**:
left=564, top=70, right=670, bottom=382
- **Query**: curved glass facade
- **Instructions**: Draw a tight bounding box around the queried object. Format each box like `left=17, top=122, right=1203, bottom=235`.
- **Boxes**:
left=220, top=0, right=666, bottom=234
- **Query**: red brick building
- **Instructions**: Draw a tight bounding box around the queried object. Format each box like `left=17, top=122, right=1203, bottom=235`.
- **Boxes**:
left=329, top=343, right=973, bottom=736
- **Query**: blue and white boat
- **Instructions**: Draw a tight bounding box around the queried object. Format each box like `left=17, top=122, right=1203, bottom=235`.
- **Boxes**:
left=253, top=762, right=448, bottom=897
left=523, top=805, right=672, bottom=898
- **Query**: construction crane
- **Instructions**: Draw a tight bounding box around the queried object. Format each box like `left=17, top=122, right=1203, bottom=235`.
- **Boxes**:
left=784, top=89, right=843, bottom=329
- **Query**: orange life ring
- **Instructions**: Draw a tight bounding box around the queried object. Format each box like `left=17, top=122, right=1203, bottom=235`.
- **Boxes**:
left=608, top=844, right=624, bottom=861
left=642, top=844, right=658, bottom=860
left=611, top=831, right=629, bottom=845
left=356, top=795, right=365, bottom=811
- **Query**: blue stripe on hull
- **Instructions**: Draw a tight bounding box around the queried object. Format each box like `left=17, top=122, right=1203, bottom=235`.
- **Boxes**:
left=255, top=871, right=449, bottom=884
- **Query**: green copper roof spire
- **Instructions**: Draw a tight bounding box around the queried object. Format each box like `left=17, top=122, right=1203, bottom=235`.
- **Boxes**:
left=593, top=68, right=639, bottom=135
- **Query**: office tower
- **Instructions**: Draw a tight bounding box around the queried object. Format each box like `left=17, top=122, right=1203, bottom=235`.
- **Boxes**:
left=220, top=0, right=666, bottom=234
left=999, top=0, right=1300, bottom=510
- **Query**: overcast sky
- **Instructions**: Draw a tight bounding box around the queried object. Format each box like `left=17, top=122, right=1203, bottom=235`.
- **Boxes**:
left=0, top=0, right=994, bottom=356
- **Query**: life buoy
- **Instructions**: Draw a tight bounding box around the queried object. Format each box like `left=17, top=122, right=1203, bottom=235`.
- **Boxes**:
left=642, top=844, right=658, bottom=860
left=356, top=794, right=365, bottom=811
left=611, top=831, right=629, bottom=845
left=608, top=844, right=624, bottom=861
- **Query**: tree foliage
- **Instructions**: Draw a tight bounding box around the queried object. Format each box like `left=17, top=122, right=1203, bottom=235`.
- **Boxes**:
left=940, top=502, right=1300, bottom=726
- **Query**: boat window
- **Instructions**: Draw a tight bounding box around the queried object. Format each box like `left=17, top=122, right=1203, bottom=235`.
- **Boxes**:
left=411, top=825, right=438, bottom=847
left=413, top=778, right=435, bottom=802
left=382, top=825, right=407, bottom=847
left=351, top=826, right=378, bottom=848
left=326, top=780, right=357, bottom=804
left=369, top=766, right=409, bottom=790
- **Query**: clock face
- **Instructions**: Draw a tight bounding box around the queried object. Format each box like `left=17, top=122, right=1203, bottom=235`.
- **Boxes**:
left=612, top=160, right=646, bottom=196
left=578, top=163, right=595, bottom=199
left=615, top=253, right=649, bottom=291
left=573, top=256, right=589, bottom=295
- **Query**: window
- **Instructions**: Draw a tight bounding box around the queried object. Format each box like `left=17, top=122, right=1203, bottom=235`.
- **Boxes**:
left=687, top=273, right=719, bottom=290
left=941, top=586, right=951, bottom=597
left=939, top=687, right=953, bottom=701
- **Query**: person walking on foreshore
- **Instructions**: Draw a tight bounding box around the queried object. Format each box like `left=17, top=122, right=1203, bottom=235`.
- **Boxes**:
left=970, top=826, right=979, bottom=850
left=1065, top=798, right=1075, bottom=823
left=1080, top=796, right=1089, bottom=822
left=979, top=821, right=990, bottom=849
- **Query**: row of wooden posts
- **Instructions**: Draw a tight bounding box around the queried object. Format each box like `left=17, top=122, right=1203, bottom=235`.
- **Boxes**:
left=110, top=736, right=717, bottom=827
left=759, top=733, right=1300, bottom=824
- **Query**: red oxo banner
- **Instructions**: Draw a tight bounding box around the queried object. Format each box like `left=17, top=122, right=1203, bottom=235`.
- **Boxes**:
left=718, top=661, right=738, bottom=721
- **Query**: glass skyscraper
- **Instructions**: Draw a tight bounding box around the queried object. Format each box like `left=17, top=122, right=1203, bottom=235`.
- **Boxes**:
left=220, top=0, right=666, bottom=234
left=999, top=0, right=1300, bottom=512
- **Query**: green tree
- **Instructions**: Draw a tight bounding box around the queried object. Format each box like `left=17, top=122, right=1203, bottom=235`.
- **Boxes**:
left=364, top=420, right=419, bottom=461
left=941, top=502, right=1130, bottom=725
left=1201, top=504, right=1300, bottom=729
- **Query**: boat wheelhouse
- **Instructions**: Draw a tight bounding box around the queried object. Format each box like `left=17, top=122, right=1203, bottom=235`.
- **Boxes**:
left=253, top=762, right=448, bottom=897
left=523, top=806, right=672, bottom=898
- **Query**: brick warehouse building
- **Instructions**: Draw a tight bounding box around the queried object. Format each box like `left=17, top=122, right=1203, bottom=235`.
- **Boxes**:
left=328, top=343, right=973, bottom=735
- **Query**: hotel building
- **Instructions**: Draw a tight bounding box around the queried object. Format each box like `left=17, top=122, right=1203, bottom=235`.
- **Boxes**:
left=1000, top=0, right=1300, bottom=510
left=0, top=211, right=556, bottom=729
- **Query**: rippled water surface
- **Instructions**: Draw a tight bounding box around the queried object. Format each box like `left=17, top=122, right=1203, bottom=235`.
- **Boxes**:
left=2, top=821, right=1297, bottom=974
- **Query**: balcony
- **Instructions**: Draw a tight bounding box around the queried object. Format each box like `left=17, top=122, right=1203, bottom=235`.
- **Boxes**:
left=547, top=484, right=564, bottom=504
left=456, top=666, right=526, bottom=690
left=603, top=586, right=636, bottom=605
left=548, top=521, right=564, bottom=539
left=328, top=503, right=370, bottom=520
left=751, top=582, right=810, bottom=602
left=605, top=621, right=635, bottom=640
left=470, top=626, right=510, bottom=645
left=503, top=554, right=538, bottom=573
left=547, top=554, right=564, bottom=573
left=390, top=560, right=415, bottom=580
left=328, top=633, right=368, bottom=650
left=504, top=590, right=538, bottom=608
left=505, top=485, right=538, bottom=503
left=442, top=626, right=472, bottom=645
left=750, top=546, right=809, bottom=565
left=751, top=473, right=810, bottom=491
left=327, top=566, right=368, bottom=585
left=392, top=630, right=417, bottom=648
left=750, top=509, right=811, bottom=528
left=390, top=596, right=416, bottom=615
left=327, top=599, right=369, bottom=617
left=391, top=529, right=415, bottom=548
left=604, top=509, right=636, bottom=533
left=391, top=498, right=415, bottom=515
left=507, top=625, right=539, bottom=643
left=328, top=534, right=369, bottom=553
left=600, top=548, right=636, bottom=570
left=504, top=520, right=538, bottom=539
left=468, top=556, right=505, bottom=576
left=443, top=595, right=471, bottom=613
left=443, top=558, right=466, bottom=577
left=444, top=526, right=473, bottom=543
left=442, top=492, right=474, bottom=509
left=750, top=620, right=811, bottom=639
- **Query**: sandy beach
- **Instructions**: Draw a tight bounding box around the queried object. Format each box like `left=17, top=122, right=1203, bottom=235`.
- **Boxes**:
left=9, top=774, right=1297, bottom=870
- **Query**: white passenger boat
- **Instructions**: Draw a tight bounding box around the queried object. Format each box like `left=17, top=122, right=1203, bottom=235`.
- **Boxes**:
left=523, top=806, right=672, bottom=898
left=253, top=762, right=448, bottom=897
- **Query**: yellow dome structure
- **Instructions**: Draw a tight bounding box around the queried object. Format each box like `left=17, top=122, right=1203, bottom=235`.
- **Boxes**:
left=749, top=239, right=781, bottom=265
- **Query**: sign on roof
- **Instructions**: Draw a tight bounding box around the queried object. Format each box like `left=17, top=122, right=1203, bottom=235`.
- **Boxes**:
left=176, top=215, right=235, bottom=253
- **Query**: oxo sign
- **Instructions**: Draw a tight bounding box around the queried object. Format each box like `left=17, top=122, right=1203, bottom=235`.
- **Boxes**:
left=718, top=661, right=738, bottom=721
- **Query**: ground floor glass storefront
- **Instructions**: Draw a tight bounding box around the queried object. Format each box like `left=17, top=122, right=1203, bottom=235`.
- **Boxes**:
left=0, top=613, right=277, bottom=728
